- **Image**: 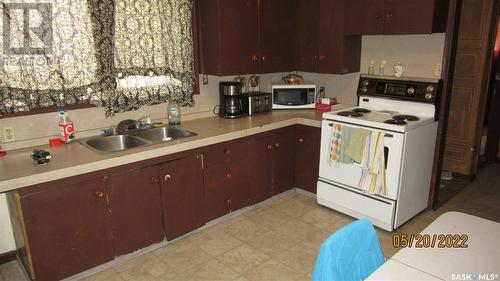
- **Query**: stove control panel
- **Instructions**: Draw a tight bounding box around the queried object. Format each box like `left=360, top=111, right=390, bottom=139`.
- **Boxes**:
left=357, top=76, right=441, bottom=104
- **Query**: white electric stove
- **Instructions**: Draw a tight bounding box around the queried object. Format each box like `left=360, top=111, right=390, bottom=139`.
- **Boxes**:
left=317, top=75, right=441, bottom=231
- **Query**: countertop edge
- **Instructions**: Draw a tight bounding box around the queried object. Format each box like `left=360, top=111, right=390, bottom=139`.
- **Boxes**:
left=0, top=117, right=321, bottom=193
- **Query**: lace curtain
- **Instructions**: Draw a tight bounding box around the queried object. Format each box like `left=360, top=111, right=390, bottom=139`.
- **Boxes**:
left=0, top=0, right=195, bottom=117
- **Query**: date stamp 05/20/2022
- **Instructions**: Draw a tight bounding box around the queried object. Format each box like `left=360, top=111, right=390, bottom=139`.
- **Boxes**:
left=392, top=233, right=469, bottom=249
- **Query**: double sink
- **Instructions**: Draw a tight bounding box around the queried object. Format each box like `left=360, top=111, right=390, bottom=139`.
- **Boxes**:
left=78, top=127, right=197, bottom=154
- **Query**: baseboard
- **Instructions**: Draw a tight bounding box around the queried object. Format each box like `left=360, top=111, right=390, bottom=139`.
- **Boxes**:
left=0, top=250, right=16, bottom=265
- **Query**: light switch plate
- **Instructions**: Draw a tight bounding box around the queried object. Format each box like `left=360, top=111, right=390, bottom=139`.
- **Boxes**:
left=2, top=126, right=16, bottom=142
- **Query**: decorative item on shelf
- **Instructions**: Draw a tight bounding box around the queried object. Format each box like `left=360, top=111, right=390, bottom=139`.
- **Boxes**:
left=234, top=75, right=247, bottom=93
left=393, top=62, right=406, bottom=78
left=368, top=60, right=375, bottom=75
left=378, top=60, right=386, bottom=76
left=282, top=73, right=303, bottom=85
left=248, top=75, right=260, bottom=92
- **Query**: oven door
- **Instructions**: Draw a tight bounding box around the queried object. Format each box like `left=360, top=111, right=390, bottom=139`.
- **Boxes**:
left=318, top=119, right=405, bottom=200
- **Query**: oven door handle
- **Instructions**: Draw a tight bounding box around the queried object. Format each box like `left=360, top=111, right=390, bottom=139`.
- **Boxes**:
left=328, top=123, right=334, bottom=127
left=384, top=134, right=393, bottom=138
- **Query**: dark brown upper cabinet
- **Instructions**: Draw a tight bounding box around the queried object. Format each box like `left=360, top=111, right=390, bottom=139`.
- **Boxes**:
left=198, top=0, right=296, bottom=75
left=295, top=0, right=361, bottom=74
left=344, top=0, right=449, bottom=35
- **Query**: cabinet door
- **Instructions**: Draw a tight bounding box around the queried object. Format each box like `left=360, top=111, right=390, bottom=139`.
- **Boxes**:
left=228, top=159, right=250, bottom=212
left=272, top=129, right=295, bottom=195
left=20, top=178, right=113, bottom=281
left=294, top=126, right=321, bottom=193
left=295, top=0, right=319, bottom=72
left=344, top=0, right=384, bottom=35
left=107, top=166, right=164, bottom=256
left=259, top=0, right=295, bottom=73
left=248, top=136, right=274, bottom=204
left=203, top=163, right=231, bottom=222
left=218, top=0, right=259, bottom=75
left=159, top=154, right=204, bottom=240
left=383, top=0, right=435, bottom=34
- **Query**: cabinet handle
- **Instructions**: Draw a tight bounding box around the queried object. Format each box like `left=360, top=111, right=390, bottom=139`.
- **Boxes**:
left=151, top=177, right=158, bottom=183
left=226, top=173, right=232, bottom=179
left=261, top=56, right=266, bottom=61
left=267, top=145, right=273, bottom=150
left=275, top=142, right=280, bottom=148
left=314, top=55, right=319, bottom=61
left=319, top=55, right=326, bottom=60
left=95, top=191, right=104, bottom=198
left=252, top=55, right=258, bottom=62
left=164, top=174, right=172, bottom=182
left=225, top=149, right=231, bottom=155
left=299, top=138, right=304, bottom=143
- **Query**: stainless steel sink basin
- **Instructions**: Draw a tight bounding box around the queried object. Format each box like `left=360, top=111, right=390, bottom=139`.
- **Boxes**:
left=78, top=127, right=196, bottom=154
left=128, top=127, right=197, bottom=142
left=78, top=135, right=151, bottom=153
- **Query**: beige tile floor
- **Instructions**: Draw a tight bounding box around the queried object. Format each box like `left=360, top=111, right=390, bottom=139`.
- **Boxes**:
left=2, top=164, right=500, bottom=281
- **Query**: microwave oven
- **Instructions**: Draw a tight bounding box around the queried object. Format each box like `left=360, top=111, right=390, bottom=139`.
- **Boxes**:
left=272, top=83, right=316, bottom=109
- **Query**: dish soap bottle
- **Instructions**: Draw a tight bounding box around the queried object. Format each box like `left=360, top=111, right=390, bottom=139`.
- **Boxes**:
left=167, top=102, right=181, bottom=125
left=58, top=109, right=75, bottom=143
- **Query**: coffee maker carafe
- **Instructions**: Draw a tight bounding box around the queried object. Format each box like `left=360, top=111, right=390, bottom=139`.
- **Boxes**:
left=219, top=81, right=245, bottom=118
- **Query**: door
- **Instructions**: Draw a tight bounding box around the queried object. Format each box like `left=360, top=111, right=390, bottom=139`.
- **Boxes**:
left=344, top=0, right=384, bottom=35
left=295, top=0, right=319, bottom=72
left=272, top=129, right=295, bottom=195
left=259, top=0, right=295, bottom=73
left=294, top=126, right=321, bottom=193
left=159, top=154, right=205, bottom=240
left=443, top=0, right=497, bottom=176
left=218, top=0, right=259, bottom=75
left=318, top=120, right=405, bottom=200
left=107, top=166, right=164, bottom=256
left=383, top=0, right=435, bottom=35
left=19, top=178, right=113, bottom=281
left=248, top=136, right=273, bottom=204
left=203, top=162, right=231, bottom=222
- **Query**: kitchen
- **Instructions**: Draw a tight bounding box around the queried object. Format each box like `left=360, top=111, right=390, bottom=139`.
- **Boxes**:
left=0, top=0, right=499, bottom=280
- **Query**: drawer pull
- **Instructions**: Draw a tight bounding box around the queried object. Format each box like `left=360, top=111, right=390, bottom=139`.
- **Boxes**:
left=226, top=173, right=232, bottom=179
left=299, top=138, right=304, bottom=143
left=267, top=145, right=273, bottom=150
left=275, top=142, right=280, bottom=148
left=164, top=174, right=172, bottom=182
left=151, top=177, right=158, bottom=183
left=95, top=191, right=104, bottom=198
left=225, top=149, right=231, bottom=155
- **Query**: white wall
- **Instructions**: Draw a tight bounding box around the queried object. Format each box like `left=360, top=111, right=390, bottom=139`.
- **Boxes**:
left=0, top=194, right=15, bottom=254
left=0, top=33, right=446, bottom=254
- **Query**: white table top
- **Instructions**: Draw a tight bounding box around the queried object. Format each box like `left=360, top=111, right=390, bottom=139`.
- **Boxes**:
left=367, top=212, right=500, bottom=281
left=366, top=260, right=441, bottom=280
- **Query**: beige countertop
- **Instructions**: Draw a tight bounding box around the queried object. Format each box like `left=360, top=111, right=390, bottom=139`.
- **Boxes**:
left=0, top=110, right=324, bottom=193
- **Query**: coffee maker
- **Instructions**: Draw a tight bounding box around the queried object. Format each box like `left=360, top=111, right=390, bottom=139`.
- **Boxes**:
left=219, top=81, right=245, bottom=118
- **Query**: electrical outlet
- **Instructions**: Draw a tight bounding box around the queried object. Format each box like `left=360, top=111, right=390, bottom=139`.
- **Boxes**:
left=434, top=63, right=442, bottom=77
left=2, top=126, right=16, bottom=142
left=202, top=74, right=208, bottom=85
left=320, top=86, right=326, bottom=93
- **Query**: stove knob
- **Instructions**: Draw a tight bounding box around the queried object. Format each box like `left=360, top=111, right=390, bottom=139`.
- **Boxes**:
left=362, top=80, right=369, bottom=86
left=425, top=93, right=433, bottom=100
left=426, top=85, right=435, bottom=92
left=360, top=87, right=368, bottom=93
left=407, top=87, right=415, bottom=95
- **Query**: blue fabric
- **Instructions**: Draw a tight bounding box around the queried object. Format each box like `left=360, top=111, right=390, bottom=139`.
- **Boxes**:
left=312, top=219, right=385, bottom=281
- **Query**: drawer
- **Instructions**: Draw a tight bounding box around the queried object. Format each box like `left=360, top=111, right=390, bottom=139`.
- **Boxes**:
left=202, top=139, right=248, bottom=167
left=317, top=180, right=395, bottom=231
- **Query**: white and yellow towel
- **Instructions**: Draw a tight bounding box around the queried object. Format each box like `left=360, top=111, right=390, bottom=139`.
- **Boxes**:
left=358, top=131, right=387, bottom=196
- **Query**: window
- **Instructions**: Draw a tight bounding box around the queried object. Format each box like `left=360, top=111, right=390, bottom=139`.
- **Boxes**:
left=0, top=0, right=197, bottom=118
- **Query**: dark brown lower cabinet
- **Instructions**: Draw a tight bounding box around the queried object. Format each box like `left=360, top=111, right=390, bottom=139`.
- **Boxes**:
left=294, top=125, right=321, bottom=193
left=12, top=177, right=114, bottom=281
left=249, top=127, right=295, bottom=204
left=107, top=166, right=164, bottom=256
left=202, top=139, right=250, bottom=222
left=159, top=154, right=205, bottom=240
